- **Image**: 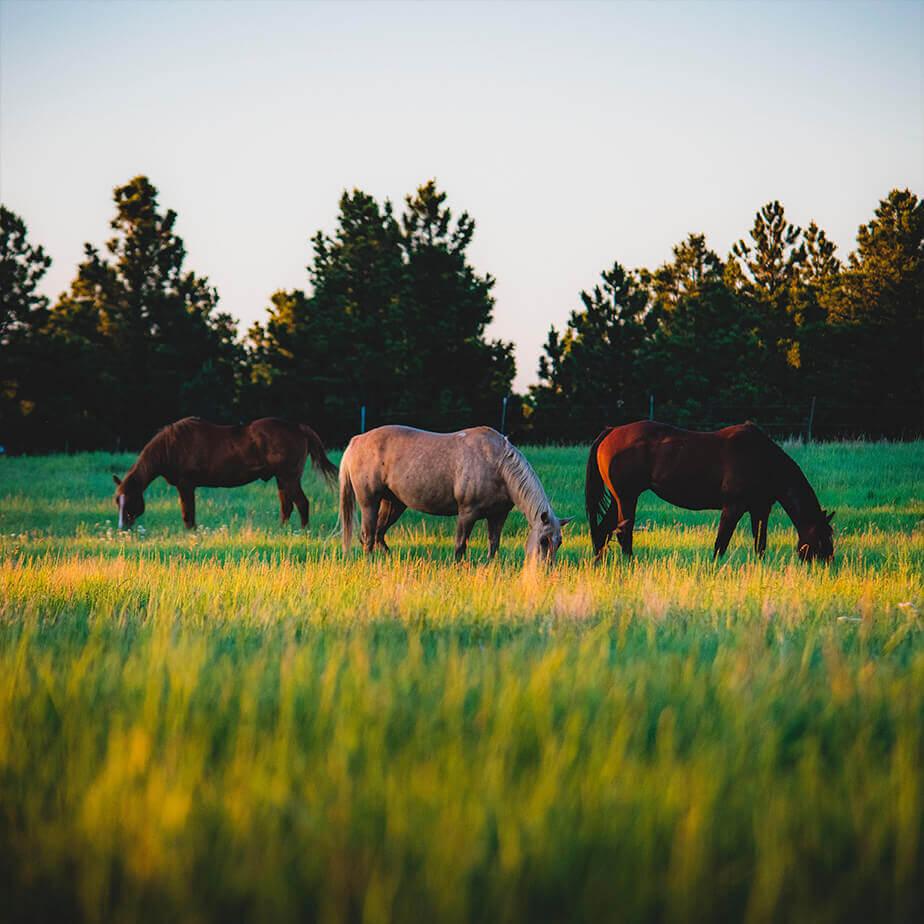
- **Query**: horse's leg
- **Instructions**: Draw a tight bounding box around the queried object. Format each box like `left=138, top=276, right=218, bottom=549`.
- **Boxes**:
left=359, top=499, right=382, bottom=556
left=177, top=482, right=196, bottom=530
left=749, top=504, right=771, bottom=557
left=292, top=484, right=310, bottom=529
left=714, top=504, right=745, bottom=558
left=276, top=477, right=296, bottom=525
left=454, top=512, right=476, bottom=562
left=374, top=499, right=406, bottom=553
left=486, top=508, right=511, bottom=559
left=615, top=493, right=638, bottom=557
left=276, top=475, right=310, bottom=528
left=591, top=504, right=620, bottom=562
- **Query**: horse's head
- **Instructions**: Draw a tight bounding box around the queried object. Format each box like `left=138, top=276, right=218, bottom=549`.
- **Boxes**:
left=113, top=475, right=145, bottom=528
left=525, top=510, right=574, bottom=564
left=798, top=509, right=835, bottom=563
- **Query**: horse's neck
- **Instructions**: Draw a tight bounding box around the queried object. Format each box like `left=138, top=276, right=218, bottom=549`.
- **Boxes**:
left=126, top=447, right=161, bottom=490
left=776, top=460, right=820, bottom=532
left=500, top=448, right=549, bottom=526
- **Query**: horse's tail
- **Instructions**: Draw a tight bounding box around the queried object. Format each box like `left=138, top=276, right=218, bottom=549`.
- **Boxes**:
left=585, top=427, right=615, bottom=556
left=338, top=443, right=356, bottom=555
left=300, top=424, right=339, bottom=485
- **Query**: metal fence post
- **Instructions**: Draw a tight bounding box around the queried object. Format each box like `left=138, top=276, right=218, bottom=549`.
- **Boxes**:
left=500, top=396, right=508, bottom=434
left=806, top=396, right=816, bottom=443
left=360, top=406, right=366, bottom=434
left=649, top=394, right=654, bottom=420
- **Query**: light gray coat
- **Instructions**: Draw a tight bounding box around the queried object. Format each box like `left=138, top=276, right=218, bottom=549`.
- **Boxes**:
left=339, top=425, right=571, bottom=561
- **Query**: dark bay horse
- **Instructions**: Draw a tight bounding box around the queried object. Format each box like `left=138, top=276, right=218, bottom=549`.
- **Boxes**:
left=339, top=425, right=572, bottom=562
left=586, top=421, right=834, bottom=563
left=113, top=417, right=338, bottom=529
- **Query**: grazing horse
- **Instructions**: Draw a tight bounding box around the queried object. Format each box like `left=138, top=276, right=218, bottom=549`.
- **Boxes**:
left=586, top=421, right=834, bottom=563
left=339, top=425, right=572, bottom=562
left=113, top=417, right=338, bottom=529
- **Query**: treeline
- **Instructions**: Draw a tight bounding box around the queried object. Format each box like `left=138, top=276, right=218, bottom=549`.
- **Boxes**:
left=1, top=179, right=921, bottom=452
left=530, top=195, right=923, bottom=440
left=1, top=177, right=514, bottom=451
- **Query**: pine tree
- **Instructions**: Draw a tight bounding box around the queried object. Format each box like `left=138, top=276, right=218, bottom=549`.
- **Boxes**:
left=247, top=182, right=514, bottom=444
left=531, top=262, right=653, bottom=439
left=727, top=200, right=807, bottom=398
left=788, top=221, right=843, bottom=397
left=644, top=232, right=724, bottom=317
left=831, top=189, right=923, bottom=417
left=48, top=177, right=241, bottom=447
left=1, top=205, right=51, bottom=342
left=400, top=181, right=514, bottom=426
left=0, top=206, right=53, bottom=449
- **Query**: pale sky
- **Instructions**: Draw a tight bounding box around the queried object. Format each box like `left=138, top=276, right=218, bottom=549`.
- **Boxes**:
left=2, top=0, right=922, bottom=392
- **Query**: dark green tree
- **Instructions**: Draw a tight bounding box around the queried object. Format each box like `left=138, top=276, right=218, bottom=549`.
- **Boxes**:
left=531, top=262, right=653, bottom=439
left=729, top=200, right=806, bottom=301
left=49, top=176, right=242, bottom=447
left=830, top=189, right=923, bottom=418
left=645, top=279, right=777, bottom=426
left=400, top=181, right=515, bottom=426
left=247, top=189, right=406, bottom=441
left=1, top=205, right=51, bottom=342
left=788, top=220, right=843, bottom=398
left=644, top=232, right=724, bottom=317
left=248, top=182, right=514, bottom=444
left=635, top=232, right=779, bottom=425
left=0, top=206, right=53, bottom=449
left=726, top=200, right=807, bottom=397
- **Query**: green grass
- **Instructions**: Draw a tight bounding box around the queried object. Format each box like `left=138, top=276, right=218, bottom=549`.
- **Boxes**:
left=1, top=442, right=922, bottom=923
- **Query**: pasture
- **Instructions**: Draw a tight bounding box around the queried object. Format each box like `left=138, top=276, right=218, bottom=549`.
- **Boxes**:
left=1, top=441, right=922, bottom=923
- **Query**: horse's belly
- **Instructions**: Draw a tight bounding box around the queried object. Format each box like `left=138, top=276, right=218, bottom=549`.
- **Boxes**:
left=389, top=487, right=458, bottom=517
left=383, top=475, right=459, bottom=517
left=413, top=500, right=459, bottom=517
left=650, top=479, right=722, bottom=511
left=195, top=472, right=262, bottom=488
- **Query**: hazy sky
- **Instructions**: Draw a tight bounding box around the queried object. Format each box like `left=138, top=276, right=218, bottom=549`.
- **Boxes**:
left=2, top=0, right=922, bottom=391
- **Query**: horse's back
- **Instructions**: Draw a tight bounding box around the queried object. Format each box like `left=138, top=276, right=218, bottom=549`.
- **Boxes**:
left=160, top=417, right=304, bottom=485
left=597, top=420, right=774, bottom=509
left=596, top=420, right=672, bottom=485
left=344, top=425, right=509, bottom=515
left=347, top=424, right=505, bottom=461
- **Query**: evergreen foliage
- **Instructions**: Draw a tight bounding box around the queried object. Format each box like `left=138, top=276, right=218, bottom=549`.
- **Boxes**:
left=0, top=206, right=53, bottom=447
left=531, top=190, right=922, bottom=440
left=2, top=184, right=920, bottom=450
left=247, top=181, right=515, bottom=444
left=3, top=178, right=242, bottom=451
left=831, top=189, right=923, bottom=416
left=531, top=262, right=653, bottom=440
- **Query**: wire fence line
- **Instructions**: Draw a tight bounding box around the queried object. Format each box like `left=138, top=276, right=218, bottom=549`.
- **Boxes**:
left=10, top=397, right=919, bottom=457
left=352, top=397, right=922, bottom=445
left=529, top=399, right=922, bottom=444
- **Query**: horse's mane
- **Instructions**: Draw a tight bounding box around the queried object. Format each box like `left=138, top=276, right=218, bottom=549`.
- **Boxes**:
left=149, top=417, right=201, bottom=460
left=498, top=438, right=551, bottom=523
left=129, top=417, right=202, bottom=482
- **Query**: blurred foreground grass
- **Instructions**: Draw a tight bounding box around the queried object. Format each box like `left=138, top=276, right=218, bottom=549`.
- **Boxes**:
left=1, top=442, right=922, bottom=922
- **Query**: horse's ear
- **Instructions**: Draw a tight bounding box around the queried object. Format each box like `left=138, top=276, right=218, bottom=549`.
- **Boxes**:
left=112, top=475, right=122, bottom=486
left=826, top=509, right=835, bottom=524
left=558, top=516, right=575, bottom=528
left=541, top=510, right=550, bottom=524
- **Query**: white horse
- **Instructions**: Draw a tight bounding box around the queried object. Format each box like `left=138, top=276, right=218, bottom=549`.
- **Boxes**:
left=339, top=425, right=572, bottom=562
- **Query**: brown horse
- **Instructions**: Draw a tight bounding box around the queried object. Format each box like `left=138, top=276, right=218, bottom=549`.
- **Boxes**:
left=339, top=425, right=572, bottom=562
left=113, top=417, right=338, bottom=529
left=586, top=420, right=834, bottom=563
